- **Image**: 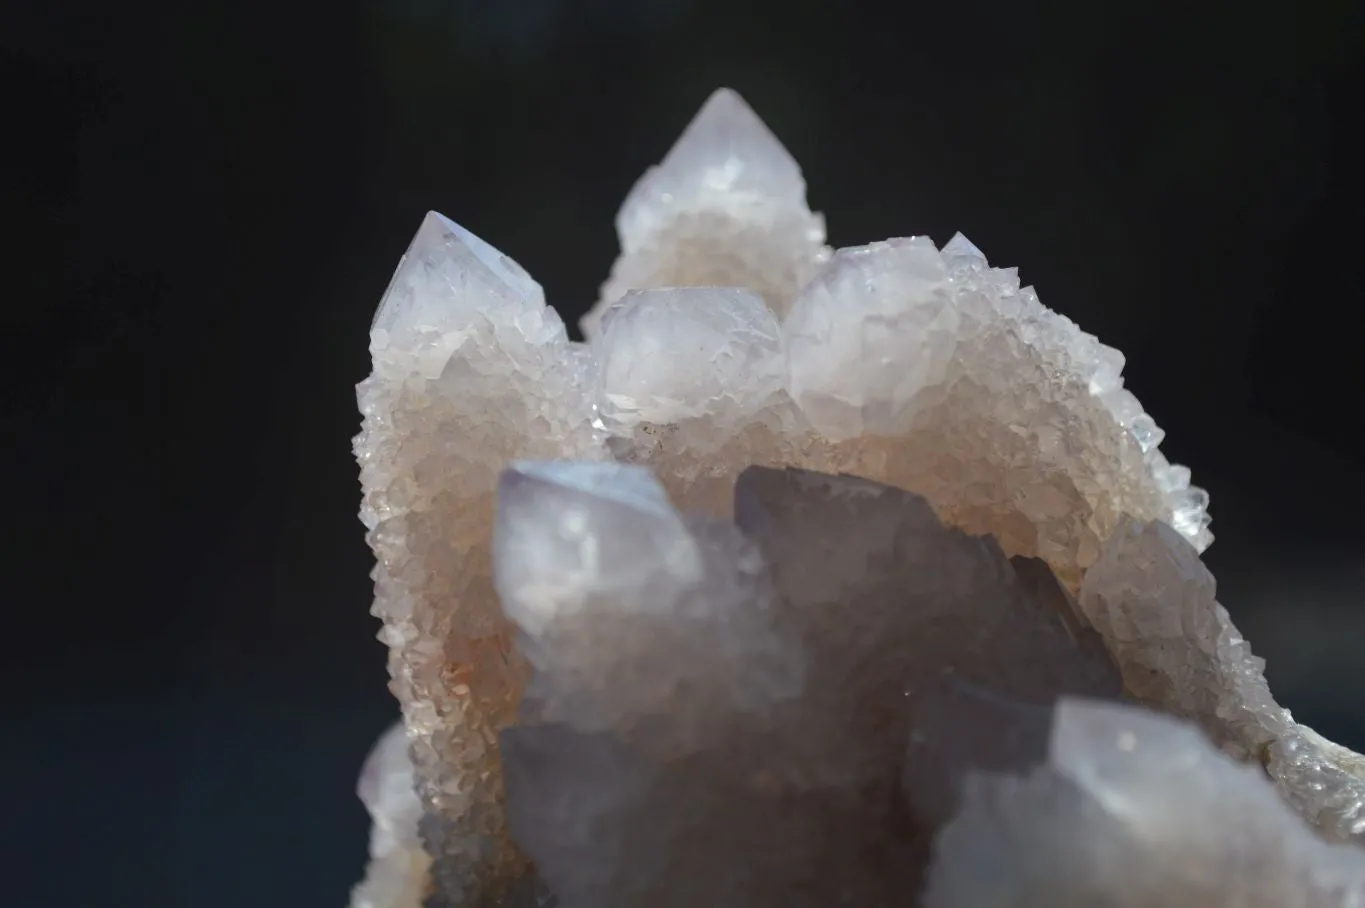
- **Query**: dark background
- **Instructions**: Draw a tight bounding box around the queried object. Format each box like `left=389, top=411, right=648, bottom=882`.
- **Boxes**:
left=7, top=0, right=1364, bottom=906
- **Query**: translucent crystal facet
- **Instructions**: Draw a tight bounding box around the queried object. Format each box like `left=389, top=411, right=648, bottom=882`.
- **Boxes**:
left=588, top=89, right=830, bottom=333
left=925, top=700, right=1365, bottom=907
left=492, top=460, right=703, bottom=639
left=595, top=286, right=783, bottom=433
left=354, top=87, right=1363, bottom=908
left=372, top=211, right=545, bottom=341
left=784, top=237, right=959, bottom=440
left=1079, top=517, right=1365, bottom=843
left=498, top=465, right=1125, bottom=907
left=355, top=215, right=605, bottom=905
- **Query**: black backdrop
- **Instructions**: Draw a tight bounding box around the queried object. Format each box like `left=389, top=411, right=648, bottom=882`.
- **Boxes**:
left=8, top=1, right=1365, bottom=906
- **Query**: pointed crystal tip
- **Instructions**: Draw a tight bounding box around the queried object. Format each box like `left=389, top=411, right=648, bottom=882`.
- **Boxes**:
left=612, top=87, right=818, bottom=254
left=687, top=88, right=767, bottom=141
left=371, top=211, right=544, bottom=335
left=941, top=231, right=987, bottom=264
left=656, top=87, right=803, bottom=194
left=425, top=212, right=538, bottom=299
left=493, top=461, right=702, bottom=634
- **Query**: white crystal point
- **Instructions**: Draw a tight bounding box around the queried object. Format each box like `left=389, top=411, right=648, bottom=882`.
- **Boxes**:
left=590, top=89, right=829, bottom=333
left=595, top=286, right=783, bottom=431
left=941, top=231, right=987, bottom=266
left=371, top=211, right=546, bottom=340
left=1087, top=343, right=1126, bottom=395
left=925, top=699, right=1365, bottom=908
left=615, top=89, right=809, bottom=256
left=492, top=460, right=702, bottom=637
left=651, top=88, right=803, bottom=208
left=356, top=211, right=601, bottom=901
left=494, top=461, right=800, bottom=751
left=785, top=237, right=960, bottom=441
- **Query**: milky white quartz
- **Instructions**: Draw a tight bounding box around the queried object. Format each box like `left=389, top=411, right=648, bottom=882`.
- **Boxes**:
left=590, top=88, right=830, bottom=333
left=353, top=87, right=1362, bottom=906
left=596, top=286, right=784, bottom=434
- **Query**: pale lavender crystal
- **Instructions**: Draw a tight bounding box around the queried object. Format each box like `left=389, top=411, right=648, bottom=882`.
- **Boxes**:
left=496, top=464, right=1123, bottom=906
left=595, top=287, right=784, bottom=435
left=493, top=459, right=802, bottom=754
left=356, top=213, right=603, bottom=906
left=590, top=88, right=829, bottom=330
left=354, top=86, right=1363, bottom=908
left=1078, top=516, right=1364, bottom=844
left=924, top=700, right=1365, bottom=907
left=783, top=237, right=960, bottom=440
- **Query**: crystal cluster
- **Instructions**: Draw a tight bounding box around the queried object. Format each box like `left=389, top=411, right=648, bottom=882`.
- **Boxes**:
left=497, top=463, right=1126, bottom=906
left=353, top=88, right=1365, bottom=907
left=493, top=463, right=1365, bottom=908
left=592, top=89, right=830, bottom=331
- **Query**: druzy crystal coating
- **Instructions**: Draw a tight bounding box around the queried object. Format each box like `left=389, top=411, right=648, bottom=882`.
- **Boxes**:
left=353, top=89, right=1364, bottom=907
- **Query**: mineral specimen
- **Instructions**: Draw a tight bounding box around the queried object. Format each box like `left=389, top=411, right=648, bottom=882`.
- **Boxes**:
left=495, top=462, right=1124, bottom=907
left=924, top=701, right=1365, bottom=908
left=491, top=463, right=1364, bottom=908
left=356, top=210, right=602, bottom=905
left=352, top=87, right=1364, bottom=907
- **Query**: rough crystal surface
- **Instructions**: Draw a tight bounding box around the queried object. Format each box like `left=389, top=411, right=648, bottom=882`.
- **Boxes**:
left=1079, top=517, right=1365, bottom=843
left=601, top=233, right=1207, bottom=586
left=596, top=286, right=784, bottom=435
left=497, top=464, right=1123, bottom=907
left=924, top=700, right=1365, bottom=907
left=354, top=87, right=1364, bottom=906
left=355, top=213, right=604, bottom=904
left=588, top=88, right=830, bottom=333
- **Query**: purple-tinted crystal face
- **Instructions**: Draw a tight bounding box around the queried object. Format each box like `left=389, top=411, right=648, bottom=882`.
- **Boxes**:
left=488, top=463, right=1365, bottom=908
left=497, top=464, right=1125, bottom=907
left=354, top=86, right=1363, bottom=908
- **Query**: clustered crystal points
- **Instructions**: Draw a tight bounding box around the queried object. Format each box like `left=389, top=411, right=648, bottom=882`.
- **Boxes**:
left=352, top=89, right=1365, bottom=908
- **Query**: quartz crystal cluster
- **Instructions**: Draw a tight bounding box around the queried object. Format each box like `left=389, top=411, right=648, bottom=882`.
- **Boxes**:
left=353, top=88, right=1365, bottom=907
